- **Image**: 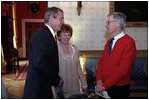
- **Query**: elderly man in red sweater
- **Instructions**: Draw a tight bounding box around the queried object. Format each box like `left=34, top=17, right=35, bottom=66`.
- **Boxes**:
left=96, top=12, right=136, bottom=99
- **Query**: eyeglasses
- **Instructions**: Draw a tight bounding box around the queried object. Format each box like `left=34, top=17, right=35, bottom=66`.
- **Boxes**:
left=106, top=20, right=117, bottom=25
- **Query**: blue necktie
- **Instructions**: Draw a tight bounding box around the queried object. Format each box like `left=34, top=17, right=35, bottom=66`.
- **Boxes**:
left=109, top=38, right=114, bottom=52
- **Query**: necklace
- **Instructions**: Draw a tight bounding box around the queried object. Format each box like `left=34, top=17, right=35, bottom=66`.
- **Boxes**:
left=60, top=44, right=75, bottom=60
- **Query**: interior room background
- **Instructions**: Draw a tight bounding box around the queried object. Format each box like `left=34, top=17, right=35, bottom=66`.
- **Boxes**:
left=1, top=1, right=148, bottom=98
left=16, top=2, right=147, bottom=57
left=1, top=1, right=147, bottom=72
left=48, top=2, right=147, bottom=50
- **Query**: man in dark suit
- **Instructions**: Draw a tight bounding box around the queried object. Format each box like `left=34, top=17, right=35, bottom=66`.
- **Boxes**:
left=96, top=12, right=136, bottom=98
left=23, top=7, right=64, bottom=99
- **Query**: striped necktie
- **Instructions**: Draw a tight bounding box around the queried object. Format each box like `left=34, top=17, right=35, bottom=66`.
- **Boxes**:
left=109, top=38, right=114, bottom=52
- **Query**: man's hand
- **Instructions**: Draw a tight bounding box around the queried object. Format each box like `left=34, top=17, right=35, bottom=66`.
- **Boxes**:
left=58, top=77, right=63, bottom=87
left=96, top=80, right=105, bottom=93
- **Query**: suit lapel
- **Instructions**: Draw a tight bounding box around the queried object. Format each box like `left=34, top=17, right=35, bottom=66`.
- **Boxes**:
left=44, top=25, right=57, bottom=44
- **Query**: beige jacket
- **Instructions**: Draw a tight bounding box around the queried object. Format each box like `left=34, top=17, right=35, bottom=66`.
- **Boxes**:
left=58, top=43, right=87, bottom=98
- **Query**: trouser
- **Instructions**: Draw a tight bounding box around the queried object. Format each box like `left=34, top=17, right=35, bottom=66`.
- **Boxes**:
left=106, top=85, right=130, bottom=99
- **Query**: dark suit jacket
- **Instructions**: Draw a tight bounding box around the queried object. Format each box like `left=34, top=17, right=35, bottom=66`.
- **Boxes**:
left=23, top=25, right=60, bottom=99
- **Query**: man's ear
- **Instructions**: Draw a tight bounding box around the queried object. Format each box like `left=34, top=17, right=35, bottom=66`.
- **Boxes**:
left=117, top=20, right=121, bottom=28
left=51, top=16, right=55, bottom=22
left=49, top=16, right=54, bottom=23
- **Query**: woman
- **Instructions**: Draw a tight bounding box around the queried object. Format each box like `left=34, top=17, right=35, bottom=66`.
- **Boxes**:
left=57, top=23, right=88, bottom=98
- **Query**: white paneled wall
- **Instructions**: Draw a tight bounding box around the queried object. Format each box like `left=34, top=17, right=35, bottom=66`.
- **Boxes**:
left=48, top=2, right=147, bottom=50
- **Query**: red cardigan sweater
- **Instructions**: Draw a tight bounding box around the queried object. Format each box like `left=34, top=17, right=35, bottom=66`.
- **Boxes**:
left=96, top=34, right=136, bottom=89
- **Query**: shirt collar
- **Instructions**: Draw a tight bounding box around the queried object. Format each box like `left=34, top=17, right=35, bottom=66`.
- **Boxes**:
left=45, top=24, right=56, bottom=38
left=114, top=31, right=125, bottom=40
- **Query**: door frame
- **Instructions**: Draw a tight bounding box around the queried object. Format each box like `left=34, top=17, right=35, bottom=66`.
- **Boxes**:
left=21, top=19, right=44, bottom=57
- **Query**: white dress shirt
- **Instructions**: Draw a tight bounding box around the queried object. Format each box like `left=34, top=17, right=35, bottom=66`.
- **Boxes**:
left=112, top=31, right=126, bottom=50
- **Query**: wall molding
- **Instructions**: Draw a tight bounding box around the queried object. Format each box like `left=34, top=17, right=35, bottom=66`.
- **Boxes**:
left=80, top=50, right=148, bottom=58
left=21, top=19, right=44, bottom=57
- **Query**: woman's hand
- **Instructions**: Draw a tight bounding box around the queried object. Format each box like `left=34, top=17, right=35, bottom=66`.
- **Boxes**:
left=58, top=77, right=63, bottom=87
left=82, top=87, right=88, bottom=95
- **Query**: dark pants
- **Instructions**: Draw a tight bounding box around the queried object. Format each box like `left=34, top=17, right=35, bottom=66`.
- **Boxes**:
left=106, top=85, right=130, bottom=99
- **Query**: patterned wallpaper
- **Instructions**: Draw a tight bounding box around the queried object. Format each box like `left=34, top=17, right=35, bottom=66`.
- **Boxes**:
left=48, top=2, right=147, bottom=50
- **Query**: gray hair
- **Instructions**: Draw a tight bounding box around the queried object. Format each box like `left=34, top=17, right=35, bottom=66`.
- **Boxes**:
left=44, top=7, right=63, bottom=23
left=109, top=12, right=126, bottom=30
